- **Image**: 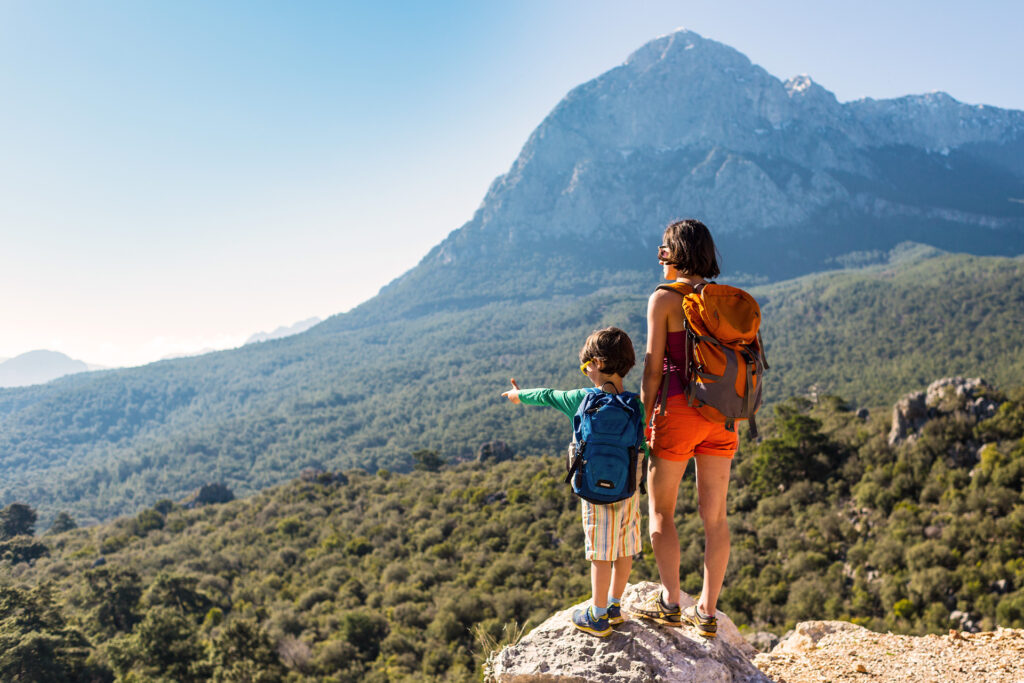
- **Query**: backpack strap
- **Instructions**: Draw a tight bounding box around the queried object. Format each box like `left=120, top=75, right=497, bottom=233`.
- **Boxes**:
left=564, top=442, right=583, bottom=484
left=654, top=283, right=694, bottom=415
left=757, top=332, right=770, bottom=371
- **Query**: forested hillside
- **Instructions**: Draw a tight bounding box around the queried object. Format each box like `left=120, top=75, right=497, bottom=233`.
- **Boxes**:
left=3, top=27, right=1024, bottom=529
left=2, top=248, right=1023, bottom=526
left=1, top=379, right=1022, bottom=681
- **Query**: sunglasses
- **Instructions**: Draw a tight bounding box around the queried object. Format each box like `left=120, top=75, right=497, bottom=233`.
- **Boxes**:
left=658, top=244, right=675, bottom=265
left=579, top=358, right=595, bottom=375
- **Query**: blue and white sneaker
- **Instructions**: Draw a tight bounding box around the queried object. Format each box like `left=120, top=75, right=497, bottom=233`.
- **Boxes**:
left=571, top=606, right=612, bottom=637
left=607, top=602, right=624, bottom=625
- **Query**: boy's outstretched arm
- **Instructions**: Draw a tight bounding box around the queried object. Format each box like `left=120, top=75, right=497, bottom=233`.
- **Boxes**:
left=501, top=378, right=522, bottom=404
left=504, top=379, right=588, bottom=418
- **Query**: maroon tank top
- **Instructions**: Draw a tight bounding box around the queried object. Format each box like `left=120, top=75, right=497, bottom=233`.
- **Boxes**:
left=662, top=331, right=688, bottom=398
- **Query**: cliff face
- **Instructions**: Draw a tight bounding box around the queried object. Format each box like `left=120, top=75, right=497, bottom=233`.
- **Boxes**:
left=373, top=28, right=1024, bottom=309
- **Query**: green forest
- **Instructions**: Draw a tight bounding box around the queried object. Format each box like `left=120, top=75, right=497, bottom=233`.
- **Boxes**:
left=2, top=247, right=1023, bottom=527
left=2, top=378, right=1022, bottom=681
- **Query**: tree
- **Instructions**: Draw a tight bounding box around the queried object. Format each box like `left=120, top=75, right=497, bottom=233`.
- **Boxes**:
left=0, top=503, right=37, bottom=540
left=412, top=449, right=445, bottom=472
left=208, top=618, right=286, bottom=682
left=743, top=400, right=836, bottom=496
left=142, top=573, right=214, bottom=616
left=46, top=512, right=77, bottom=535
left=82, top=567, right=142, bottom=636
left=195, top=483, right=234, bottom=505
left=122, top=606, right=207, bottom=681
left=0, top=584, right=109, bottom=681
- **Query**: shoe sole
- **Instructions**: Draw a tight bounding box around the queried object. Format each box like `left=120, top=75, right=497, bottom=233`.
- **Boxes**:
left=608, top=616, right=625, bottom=625
left=573, top=623, right=613, bottom=637
left=632, top=612, right=682, bottom=627
left=681, top=609, right=717, bottom=637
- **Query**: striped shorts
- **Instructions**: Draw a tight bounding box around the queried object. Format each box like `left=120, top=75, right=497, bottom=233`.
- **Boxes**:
left=581, top=492, right=642, bottom=561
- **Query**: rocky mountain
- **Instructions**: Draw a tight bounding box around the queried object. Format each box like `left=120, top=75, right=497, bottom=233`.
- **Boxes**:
left=355, top=29, right=1023, bottom=318
left=0, top=350, right=90, bottom=388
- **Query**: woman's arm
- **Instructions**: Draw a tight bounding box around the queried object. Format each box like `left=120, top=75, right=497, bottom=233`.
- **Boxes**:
left=641, top=289, right=671, bottom=423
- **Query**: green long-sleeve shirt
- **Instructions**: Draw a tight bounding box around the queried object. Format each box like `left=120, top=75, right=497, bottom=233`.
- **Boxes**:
left=517, top=387, right=650, bottom=457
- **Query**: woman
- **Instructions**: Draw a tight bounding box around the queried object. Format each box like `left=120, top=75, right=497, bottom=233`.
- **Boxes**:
left=632, top=219, right=737, bottom=638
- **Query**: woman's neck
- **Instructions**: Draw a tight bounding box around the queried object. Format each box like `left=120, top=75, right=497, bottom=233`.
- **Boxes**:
left=675, top=273, right=705, bottom=287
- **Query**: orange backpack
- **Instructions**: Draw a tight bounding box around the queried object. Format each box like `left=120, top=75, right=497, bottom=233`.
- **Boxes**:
left=657, top=281, right=769, bottom=438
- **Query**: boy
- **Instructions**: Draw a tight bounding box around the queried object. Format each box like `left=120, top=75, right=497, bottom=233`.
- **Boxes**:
left=501, top=326, right=648, bottom=637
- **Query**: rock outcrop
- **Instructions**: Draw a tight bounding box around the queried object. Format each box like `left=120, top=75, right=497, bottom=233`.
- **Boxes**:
left=888, top=376, right=1001, bottom=446
left=478, top=441, right=516, bottom=464
left=485, top=582, right=765, bottom=682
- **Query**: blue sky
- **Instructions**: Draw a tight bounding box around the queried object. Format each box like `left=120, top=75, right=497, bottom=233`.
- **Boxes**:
left=1, top=1, right=1021, bottom=367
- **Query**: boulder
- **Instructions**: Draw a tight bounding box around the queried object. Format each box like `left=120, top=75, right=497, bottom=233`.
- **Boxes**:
left=888, top=391, right=928, bottom=445
left=479, top=441, right=516, bottom=463
left=744, top=631, right=780, bottom=653
left=771, top=620, right=867, bottom=654
left=485, top=582, right=765, bottom=682
left=888, top=377, right=1000, bottom=446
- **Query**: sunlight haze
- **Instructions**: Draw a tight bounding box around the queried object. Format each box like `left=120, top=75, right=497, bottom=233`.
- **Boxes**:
left=1, top=0, right=1021, bottom=368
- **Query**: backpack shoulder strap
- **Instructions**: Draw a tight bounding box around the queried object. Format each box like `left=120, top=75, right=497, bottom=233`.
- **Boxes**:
left=656, top=282, right=691, bottom=296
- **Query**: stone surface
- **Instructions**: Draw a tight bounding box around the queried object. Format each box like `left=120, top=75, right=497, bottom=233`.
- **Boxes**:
left=486, top=582, right=765, bottom=682
left=756, top=622, right=1024, bottom=683
left=772, top=620, right=867, bottom=654
left=478, top=441, right=516, bottom=463
left=888, top=377, right=1001, bottom=446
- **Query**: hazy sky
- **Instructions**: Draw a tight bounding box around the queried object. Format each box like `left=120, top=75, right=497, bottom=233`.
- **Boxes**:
left=2, top=0, right=1022, bottom=368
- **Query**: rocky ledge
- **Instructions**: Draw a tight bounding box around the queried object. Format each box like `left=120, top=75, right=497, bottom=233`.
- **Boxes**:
left=485, top=581, right=765, bottom=682
left=485, top=582, right=1024, bottom=682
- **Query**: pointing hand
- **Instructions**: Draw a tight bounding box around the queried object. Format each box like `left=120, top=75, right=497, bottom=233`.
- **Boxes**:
left=501, top=378, right=521, bottom=404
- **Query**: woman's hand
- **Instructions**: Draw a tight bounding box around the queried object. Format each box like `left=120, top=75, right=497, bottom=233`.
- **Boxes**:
left=501, top=378, right=521, bottom=404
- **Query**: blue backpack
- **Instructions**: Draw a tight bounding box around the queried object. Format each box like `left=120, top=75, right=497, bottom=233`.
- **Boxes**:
left=564, top=388, right=647, bottom=504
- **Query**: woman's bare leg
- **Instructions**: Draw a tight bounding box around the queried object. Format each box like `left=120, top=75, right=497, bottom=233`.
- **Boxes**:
left=693, top=453, right=732, bottom=615
left=647, top=455, right=689, bottom=604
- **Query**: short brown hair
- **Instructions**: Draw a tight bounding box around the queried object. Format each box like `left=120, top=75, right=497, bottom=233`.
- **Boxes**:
left=579, top=327, right=636, bottom=377
left=662, top=219, right=721, bottom=279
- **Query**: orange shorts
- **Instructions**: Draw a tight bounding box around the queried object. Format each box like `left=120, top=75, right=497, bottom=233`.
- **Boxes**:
left=650, top=395, right=738, bottom=463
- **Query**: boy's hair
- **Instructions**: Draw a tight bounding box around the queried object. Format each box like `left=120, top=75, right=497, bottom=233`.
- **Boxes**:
left=579, top=327, right=635, bottom=378
left=662, top=219, right=721, bottom=279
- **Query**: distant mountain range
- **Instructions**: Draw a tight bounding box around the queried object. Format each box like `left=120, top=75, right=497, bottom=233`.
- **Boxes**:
left=0, top=350, right=90, bottom=388
left=1, top=29, right=1022, bottom=524
left=245, top=316, right=321, bottom=345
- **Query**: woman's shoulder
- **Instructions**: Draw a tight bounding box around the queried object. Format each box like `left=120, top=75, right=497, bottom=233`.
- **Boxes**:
left=649, top=284, right=686, bottom=308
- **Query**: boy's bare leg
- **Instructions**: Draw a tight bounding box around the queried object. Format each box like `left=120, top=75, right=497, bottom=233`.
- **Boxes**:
left=647, top=455, right=688, bottom=604
left=610, top=555, right=632, bottom=599
left=591, top=560, right=612, bottom=608
left=694, top=453, right=732, bottom=615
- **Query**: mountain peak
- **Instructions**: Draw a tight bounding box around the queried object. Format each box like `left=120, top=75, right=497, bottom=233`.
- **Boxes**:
left=0, top=350, right=90, bottom=388
left=372, top=30, right=1024, bottom=313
